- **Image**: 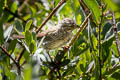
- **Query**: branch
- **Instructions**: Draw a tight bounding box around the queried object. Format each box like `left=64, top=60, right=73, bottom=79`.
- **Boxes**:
left=68, top=13, right=91, bottom=48
left=79, top=0, right=90, bottom=15
left=36, top=0, right=66, bottom=33
left=0, top=46, right=21, bottom=68
left=112, top=11, right=120, bottom=60
left=17, top=48, right=25, bottom=63
left=4, top=6, right=37, bottom=28
left=5, top=6, right=26, bottom=23
left=98, top=5, right=104, bottom=80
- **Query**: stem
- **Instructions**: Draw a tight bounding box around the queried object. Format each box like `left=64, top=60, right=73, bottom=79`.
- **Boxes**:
left=4, top=6, right=37, bottom=28
left=17, top=48, right=25, bottom=63
left=112, top=11, right=120, bottom=61
left=5, top=6, right=26, bottom=23
left=36, top=0, right=66, bottom=33
left=79, top=0, right=90, bottom=15
left=98, top=23, right=102, bottom=80
left=0, top=46, right=21, bottom=74
left=68, top=13, right=91, bottom=47
left=98, top=5, right=104, bottom=80
left=57, top=69, right=61, bottom=79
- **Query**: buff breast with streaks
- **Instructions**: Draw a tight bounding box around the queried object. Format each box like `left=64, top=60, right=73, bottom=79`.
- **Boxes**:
left=13, top=18, right=79, bottom=51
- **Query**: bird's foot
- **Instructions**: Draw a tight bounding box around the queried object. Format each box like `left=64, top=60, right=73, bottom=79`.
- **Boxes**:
left=62, top=46, right=69, bottom=50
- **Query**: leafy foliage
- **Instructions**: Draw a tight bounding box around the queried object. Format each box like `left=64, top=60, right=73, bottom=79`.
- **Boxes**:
left=0, top=0, right=120, bottom=80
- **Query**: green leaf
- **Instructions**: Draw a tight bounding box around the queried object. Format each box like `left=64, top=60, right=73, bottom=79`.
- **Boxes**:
left=79, top=7, right=86, bottom=23
left=32, top=31, right=37, bottom=41
left=24, top=51, right=30, bottom=62
left=60, top=59, right=70, bottom=67
left=104, top=0, right=119, bottom=11
left=104, top=66, right=120, bottom=78
left=8, top=39, right=17, bottom=54
left=0, top=72, right=1, bottom=80
left=29, top=6, right=37, bottom=17
left=7, top=2, right=17, bottom=21
left=115, top=12, right=120, bottom=19
left=14, top=19, right=23, bottom=34
left=84, top=0, right=101, bottom=24
left=111, top=43, right=119, bottom=57
left=88, top=24, right=98, bottom=52
left=25, top=30, right=32, bottom=45
left=63, top=66, right=75, bottom=77
left=54, top=0, right=60, bottom=7
left=60, top=0, right=73, bottom=18
left=24, top=66, right=32, bottom=80
left=0, top=0, right=7, bottom=11
left=54, top=51, right=64, bottom=61
left=71, top=0, right=81, bottom=25
left=107, top=77, right=116, bottom=80
left=25, top=20, right=32, bottom=31
left=101, top=22, right=112, bottom=40
left=4, top=25, right=13, bottom=42
left=10, top=1, right=17, bottom=13
left=102, top=40, right=111, bottom=63
left=29, top=40, right=37, bottom=54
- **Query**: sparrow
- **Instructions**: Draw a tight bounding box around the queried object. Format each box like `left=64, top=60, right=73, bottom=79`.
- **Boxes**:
left=13, top=18, right=79, bottom=51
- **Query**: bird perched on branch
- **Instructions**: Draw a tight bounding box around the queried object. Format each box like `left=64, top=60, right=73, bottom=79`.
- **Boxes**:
left=13, top=18, right=79, bottom=51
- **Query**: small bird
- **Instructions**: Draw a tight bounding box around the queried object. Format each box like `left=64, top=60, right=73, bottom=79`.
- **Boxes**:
left=13, top=18, right=79, bottom=51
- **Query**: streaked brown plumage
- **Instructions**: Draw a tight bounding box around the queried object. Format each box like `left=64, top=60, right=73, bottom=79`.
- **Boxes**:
left=13, top=18, right=79, bottom=51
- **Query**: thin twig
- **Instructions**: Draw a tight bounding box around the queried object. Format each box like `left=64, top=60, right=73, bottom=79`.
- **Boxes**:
left=17, top=48, right=25, bottom=63
left=4, top=6, right=37, bottom=28
left=79, top=0, right=90, bottom=15
left=0, top=46, right=21, bottom=72
left=0, top=46, right=22, bottom=75
left=112, top=11, right=120, bottom=60
left=68, top=13, right=91, bottom=47
left=57, top=70, right=61, bottom=79
left=36, top=0, right=66, bottom=33
left=98, top=5, right=104, bottom=80
left=98, top=18, right=102, bottom=80
left=5, top=6, right=26, bottom=23
left=18, top=0, right=29, bottom=13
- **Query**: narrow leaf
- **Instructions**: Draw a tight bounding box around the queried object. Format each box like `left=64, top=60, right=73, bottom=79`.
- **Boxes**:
left=29, top=40, right=37, bottom=54
left=14, top=19, right=23, bottom=34
left=104, top=0, right=119, bottom=11
left=10, top=1, right=17, bottom=13
left=25, top=20, right=32, bottom=31
left=60, top=59, right=70, bottom=67
left=25, top=30, right=32, bottom=45
left=84, top=0, right=101, bottom=24
left=4, top=25, right=13, bottom=42
left=71, top=0, right=81, bottom=25
left=0, top=0, right=7, bottom=11
left=8, top=39, right=17, bottom=54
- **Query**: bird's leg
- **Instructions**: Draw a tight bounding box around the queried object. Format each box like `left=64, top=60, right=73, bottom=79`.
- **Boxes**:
left=62, top=46, right=69, bottom=50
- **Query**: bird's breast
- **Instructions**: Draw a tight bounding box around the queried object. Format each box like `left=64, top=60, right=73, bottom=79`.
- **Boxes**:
left=42, top=30, right=73, bottom=50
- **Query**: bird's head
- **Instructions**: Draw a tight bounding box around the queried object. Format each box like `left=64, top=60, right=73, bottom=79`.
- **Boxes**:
left=58, top=18, right=79, bottom=31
